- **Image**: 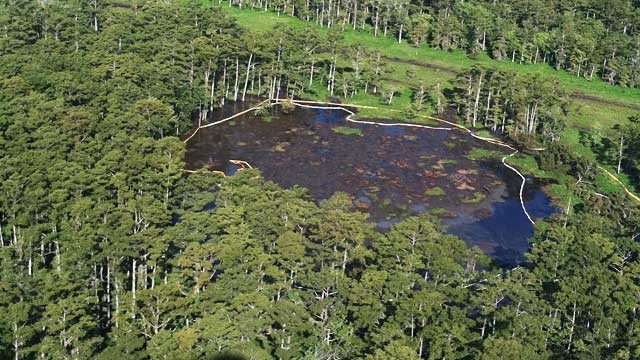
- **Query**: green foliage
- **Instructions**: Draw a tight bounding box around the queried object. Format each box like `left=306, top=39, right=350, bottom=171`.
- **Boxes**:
left=507, top=154, right=551, bottom=179
left=602, top=115, right=640, bottom=188
left=451, top=65, right=569, bottom=145
left=424, top=187, right=446, bottom=196
left=331, top=126, right=363, bottom=136
left=461, top=192, right=487, bottom=204
left=0, top=1, right=639, bottom=360
left=218, top=0, right=640, bottom=88
left=466, top=148, right=504, bottom=161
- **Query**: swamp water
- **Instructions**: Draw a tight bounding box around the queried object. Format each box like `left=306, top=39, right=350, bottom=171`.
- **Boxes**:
left=185, top=101, right=556, bottom=266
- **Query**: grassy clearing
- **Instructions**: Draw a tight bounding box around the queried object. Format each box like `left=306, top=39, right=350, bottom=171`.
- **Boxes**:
left=546, top=183, right=574, bottom=205
left=560, top=128, right=596, bottom=161
left=506, top=155, right=551, bottom=179
left=594, top=172, right=626, bottom=195
left=567, top=101, right=637, bottom=132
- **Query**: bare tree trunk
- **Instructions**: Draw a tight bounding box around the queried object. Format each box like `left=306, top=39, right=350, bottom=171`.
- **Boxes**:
left=617, top=135, right=624, bottom=174
left=276, top=75, right=282, bottom=100
left=143, top=262, right=148, bottom=290
left=374, top=52, right=381, bottom=94
left=374, top=9, right=379, bottom=37
left=131, top=258, right=137, bottom=318
left=482, top=31, right=486, bottom=51
left=416, top=85, right=424, bottom=109
left=204, top=63, right=210, bottom=94
left=92, top=0, right=99, bottom=32
left=242, top=54, right=253, bottom=102
left=107, top=257, right=111, bottom=320
left=484, top=88, right=492, bottom=127
left=210, top=71, right=216, bottom=111
left=465, top=75, right=473, bottom=124
left=330, top=58, right=336, bottom=96
left=151, top=265, right=156, bottom=290
left=221, top=60, right=227, bottom=105
left=27, top=240, right=32, bottom=276
left=410, top=313, right=415, bottom=338
left=54, top=240, right=61, bottom=272
left=352, top=1, right=357, bottom=30
left=436, top=83, right=443, bottom=114
left=233, top=57, right=240, bottom=101
left=327, top=62, right=333, bottom=92
left=342, top=249, right=347, bottom=274
left=13, top=322, right=20, bottom=360
left=114, top=271, right=120, bottom=328
left=567, top=300, right=577, bottom=351
left=472, top=74, right=483, bottom=127
left=563, top=193, right=572, bottom=228
left=93, top=263, right=99, bottom=306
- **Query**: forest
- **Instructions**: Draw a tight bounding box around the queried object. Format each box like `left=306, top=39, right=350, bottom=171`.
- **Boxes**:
left=0, top=0, right=640, bottom=359
left=221, top=0, right=640, bottom=88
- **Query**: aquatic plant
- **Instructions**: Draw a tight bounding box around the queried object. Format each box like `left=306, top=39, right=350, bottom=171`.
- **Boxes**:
left=424, top=187, right=446, bottom=196
left=466, top=148, right=504, bottom=160
left=280, top=100, right=296, bottom=114
left=332, top=126, right=363, bottom=136
left=462, top=192, right=487, bottom=204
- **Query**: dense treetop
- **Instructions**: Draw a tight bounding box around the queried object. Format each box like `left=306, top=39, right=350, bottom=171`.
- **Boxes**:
left=0, top=1, right=640, bottom=359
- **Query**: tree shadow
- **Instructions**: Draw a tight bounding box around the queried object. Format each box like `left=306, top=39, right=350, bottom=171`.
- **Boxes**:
left=208, top=352, right=248, bottom=360
left=578, top=130, right=610, bottom=165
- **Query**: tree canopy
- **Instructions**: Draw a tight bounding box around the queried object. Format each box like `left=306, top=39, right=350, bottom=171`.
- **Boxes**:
left=1, top=1, right=640, bottom=359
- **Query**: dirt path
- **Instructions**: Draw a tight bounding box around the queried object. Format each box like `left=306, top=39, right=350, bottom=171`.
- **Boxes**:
left=598, top=166, right=640, bottom=203
left=382, top=55, right=457, bottom=75
left=569, top=93, right=640, bottom=111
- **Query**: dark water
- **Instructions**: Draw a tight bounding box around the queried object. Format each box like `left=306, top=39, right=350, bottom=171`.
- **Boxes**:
left=185, top=100, right=556, bottom=266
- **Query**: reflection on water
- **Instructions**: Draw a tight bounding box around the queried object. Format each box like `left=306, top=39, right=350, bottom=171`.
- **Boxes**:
left=444, top=188, right=555, bottom=266
left=185, top=100, right=556, bottom=266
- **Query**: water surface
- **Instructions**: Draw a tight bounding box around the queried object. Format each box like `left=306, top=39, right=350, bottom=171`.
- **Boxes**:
left=185, top=100, right=556, bottom=266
